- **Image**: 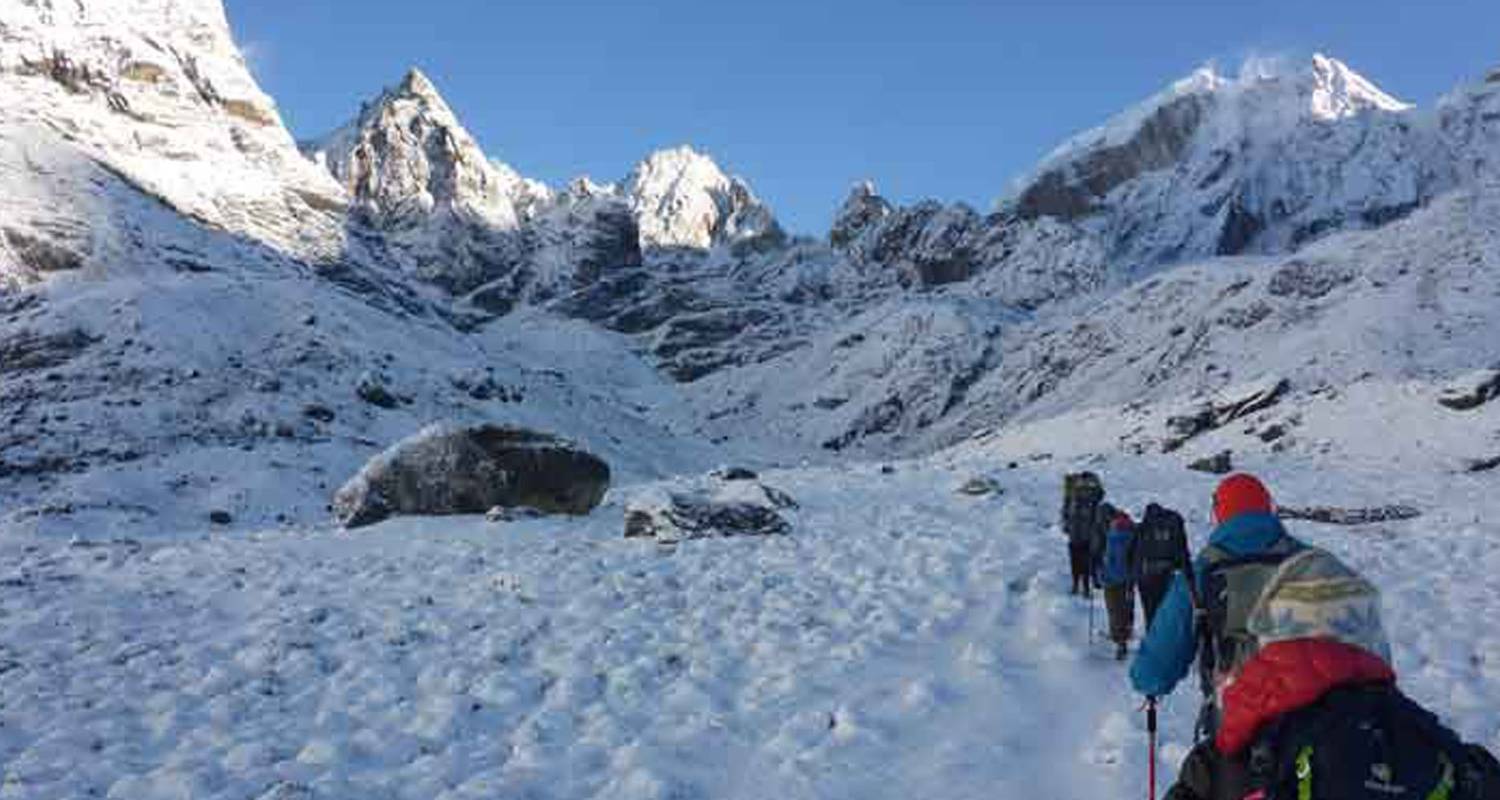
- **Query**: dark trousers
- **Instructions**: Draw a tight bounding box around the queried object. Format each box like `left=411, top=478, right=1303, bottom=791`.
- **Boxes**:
left=1138, top=571, right=1173, bottom=631
left=1104, top=584, right=1135, bottom=645
left=1068, top=540, right=1093, bottom=596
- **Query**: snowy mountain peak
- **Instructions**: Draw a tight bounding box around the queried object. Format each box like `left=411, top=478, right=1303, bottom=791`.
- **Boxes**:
left=1303, top=53, right=1410, bottom=119
left=1008, top=52, right=1429, bottom=265
left=398, top=67, right=441, bottom=99
left=308, top=68, right=525, bottom=234
left=830, top=180, right=894, bottom=247
left=623, top=145, right=784, bottom=251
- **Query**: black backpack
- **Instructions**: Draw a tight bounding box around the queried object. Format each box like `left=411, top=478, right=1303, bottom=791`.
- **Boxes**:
left=1135, top=503, right=1187, bottom=577
left=1238, top=683, right=1497, bottom=800
left=1061, top=472, right=1104, bottom=541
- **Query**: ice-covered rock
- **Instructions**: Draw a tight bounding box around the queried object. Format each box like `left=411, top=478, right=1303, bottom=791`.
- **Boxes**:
left=623, top=477, right=795, bottom=542
left=332, top=423, right=611, bottom=528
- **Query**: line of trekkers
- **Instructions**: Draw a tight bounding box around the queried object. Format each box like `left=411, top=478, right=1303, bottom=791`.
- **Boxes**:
left=1061, top=470, right=1500, bottom=800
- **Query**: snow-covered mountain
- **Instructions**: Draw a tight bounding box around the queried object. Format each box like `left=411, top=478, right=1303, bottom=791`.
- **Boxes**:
left=0, top=0, right=349, bottom=270
left=300, top=69, right=787, bottom=307
left=3, top=0, right=1500, bottom=529
left=623, top=145, right=785, bottom=252
left=1007, top=55, right=1449, bottom=269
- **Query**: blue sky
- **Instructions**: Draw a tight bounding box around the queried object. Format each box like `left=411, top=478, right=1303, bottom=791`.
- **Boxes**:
left=228, top=1, right=1499, bottom=235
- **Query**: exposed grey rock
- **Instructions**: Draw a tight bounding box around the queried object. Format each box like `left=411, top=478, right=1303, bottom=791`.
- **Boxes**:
left=0, top=328, right=96, bottom=375
left=356, top=372, right=400, bottom=409
left=333, top=423, right=611, bottom=528
left=1437, top=369, right=1500, bottom=411
left=837, top=197, right=983, bottom=287
left=829, top=181, right=894, bottom=247
left=1164, top=377, right=1289, bottom=450
left=1462, top=455, right=1500, bottom=473
left=3, top=228, right=84, bottom=275
left=1163, top=404, right=1216, bottom=452
left=822, top=395, right=906, bottom=452
left=957, top=475, right=1004, bottom=496
left=1215, top=377, right=1290, bottom=423
left=1257, top=423, right=1288, bottom=443
left=1267, top=259, right=1358, bottom=299
left=302, top=404, right=336, bottom=423
left=1015, top=92, right=1212, bottom=222
left=1188, top=450, right=1234, bottom=474
left=624, top=478, right=794, bottom=542
left=1277, top=505, right=1421, bottom=525
left=710, top=466, right=758, bottom=481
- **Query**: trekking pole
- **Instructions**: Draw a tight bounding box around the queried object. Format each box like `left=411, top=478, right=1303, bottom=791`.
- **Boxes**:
left=1092, top=585, right=1104, bottom=648
left=1146, top=695, right=1159, bottom=800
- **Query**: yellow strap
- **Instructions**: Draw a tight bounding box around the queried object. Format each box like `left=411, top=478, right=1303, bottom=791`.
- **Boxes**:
left=1296, top=746, right=1314, bottom=800
left=1427, top=754, right=1455, bottom=800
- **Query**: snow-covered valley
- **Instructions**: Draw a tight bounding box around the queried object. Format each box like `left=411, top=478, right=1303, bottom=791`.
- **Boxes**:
left=3, top=0, right=1500, bottom=796
left=3, top=450, right=1498, bottom=799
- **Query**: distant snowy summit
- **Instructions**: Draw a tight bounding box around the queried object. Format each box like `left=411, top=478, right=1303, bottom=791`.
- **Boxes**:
left=297, top=67, right=784, bottom=296
left=1004, top=54, right=1443, bottom=267
left=622, top=145, right=785, bottom=253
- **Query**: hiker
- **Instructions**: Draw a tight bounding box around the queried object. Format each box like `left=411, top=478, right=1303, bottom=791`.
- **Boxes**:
left=1099, top=510, right=1137, bottom=661
left=1131, top=473, right=1500, bottom=800
left=1131, top=501, right=1188, bottom=631
left=1061, top=472, right=1107, bottom=597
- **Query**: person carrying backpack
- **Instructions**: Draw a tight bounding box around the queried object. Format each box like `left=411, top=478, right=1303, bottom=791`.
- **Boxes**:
left=1130, top=473, right=1500, bottom=800
left=1061, top=472, right=1106, bottom=597
left=1132, top=502, right=1189, bottom=630
left=1100, top=510, right=1138, bottom=661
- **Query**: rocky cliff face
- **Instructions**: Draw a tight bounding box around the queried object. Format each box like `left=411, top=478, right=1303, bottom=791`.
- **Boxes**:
left=0, top=0, right=348, bottom=265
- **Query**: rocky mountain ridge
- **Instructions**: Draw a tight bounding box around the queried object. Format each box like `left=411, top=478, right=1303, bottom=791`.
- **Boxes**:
left=3, top=0, right=1500, bottom=529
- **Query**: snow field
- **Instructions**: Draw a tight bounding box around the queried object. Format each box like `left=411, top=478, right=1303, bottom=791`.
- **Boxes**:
left=2, top=456, right=1497, bottom=799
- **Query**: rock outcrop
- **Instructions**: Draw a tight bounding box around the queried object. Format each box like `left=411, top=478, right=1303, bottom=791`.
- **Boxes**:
left=624, top=476, right=796, bottom=542
left=1437, top=369, right=1500, bottom=411
left=333, top=423, right=611, bottom=528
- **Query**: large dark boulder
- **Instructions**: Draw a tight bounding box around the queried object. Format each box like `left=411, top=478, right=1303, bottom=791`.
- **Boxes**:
left=1437, top=369, right=1500, bottom=411
left=333, top=423, right=611, bottom=528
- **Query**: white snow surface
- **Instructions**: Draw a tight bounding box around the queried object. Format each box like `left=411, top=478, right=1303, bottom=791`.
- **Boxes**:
left=2, top=445, right=1497, bottom=799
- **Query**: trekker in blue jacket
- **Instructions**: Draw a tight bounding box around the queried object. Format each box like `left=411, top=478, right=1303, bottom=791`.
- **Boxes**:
left=1128, top=474, right=1301, bottom=703
left=1099, top=511, right=1137, bottom=661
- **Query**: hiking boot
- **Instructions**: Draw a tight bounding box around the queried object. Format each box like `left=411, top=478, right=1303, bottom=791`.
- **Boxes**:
left=1115, top=642, right=1128, bottom=661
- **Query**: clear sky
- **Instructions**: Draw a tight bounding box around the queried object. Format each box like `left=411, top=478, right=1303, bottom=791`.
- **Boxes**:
left=227, top=0, right=1499, bottom=235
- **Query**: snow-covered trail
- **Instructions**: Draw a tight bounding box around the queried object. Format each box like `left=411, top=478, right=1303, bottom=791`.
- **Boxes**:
left=1, top=458, right=1496, bottom=799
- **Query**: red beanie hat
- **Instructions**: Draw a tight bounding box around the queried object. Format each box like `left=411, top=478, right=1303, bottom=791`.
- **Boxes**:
left=1213, top=473, right=1274, bottom=525
left=1112, top=511, right=1133, bottom=530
